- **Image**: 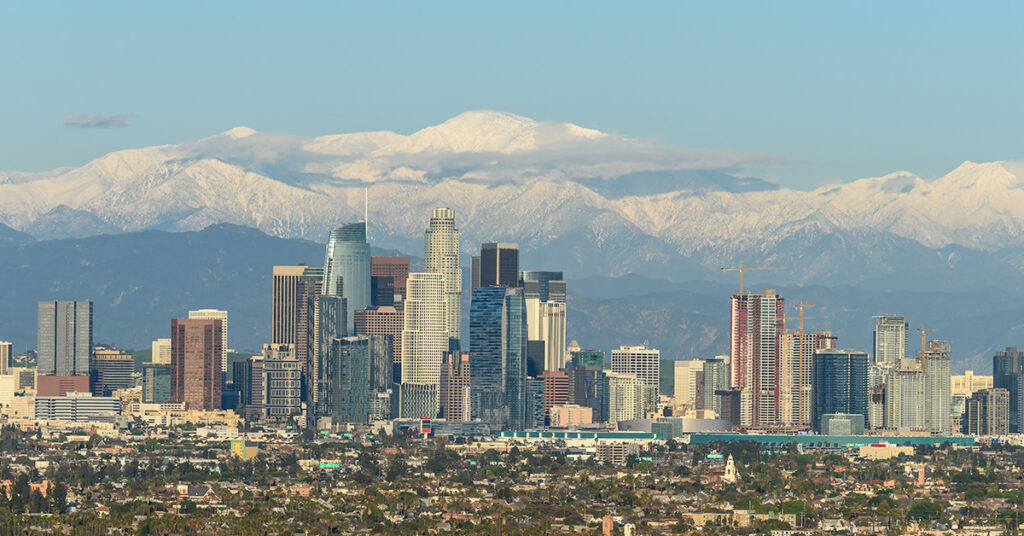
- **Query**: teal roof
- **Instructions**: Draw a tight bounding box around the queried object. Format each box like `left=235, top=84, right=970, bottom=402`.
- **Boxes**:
left=687, top=433, right=974, bottom=447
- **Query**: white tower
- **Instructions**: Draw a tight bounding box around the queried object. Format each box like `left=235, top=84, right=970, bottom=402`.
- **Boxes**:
left=424, top=208, right=462, bottom=345
left=724, top=454, right=737, bottom=484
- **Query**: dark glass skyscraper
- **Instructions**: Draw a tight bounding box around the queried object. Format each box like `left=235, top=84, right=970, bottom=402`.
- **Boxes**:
left=503, top=288, right=527, bottom=430
left=469, top=287, right=507, bottom=428
left=812, top=349, right=869, bottom=431
left=478, top=242, right=519, bottom=288
left=322, top=222, right=371, bottom=332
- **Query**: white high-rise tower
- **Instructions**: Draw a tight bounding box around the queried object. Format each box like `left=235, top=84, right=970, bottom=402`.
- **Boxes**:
left=424, top=208, right=461, bottom=345
left=400, top=272, right=448, bottom=417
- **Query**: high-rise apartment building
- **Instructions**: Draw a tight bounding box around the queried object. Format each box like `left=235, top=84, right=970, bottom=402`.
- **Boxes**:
left=921, top=340, right=952, bottom=434
left=424, top=208, right=462, bottom=345
left=811, top=349, right=869, bottom=431
left=371, top=256, right=410, bottom=306
left=781, top=330, right=837, bottom=427
left=170, top=318, right=223, bottom=411
left=89, top=346, right=135, bottom=396
left=323, top=223, right=371, bottom=332
left=994, top=347, right=1024, bottom=433
left=478, top=242, right=519, bottom=289
left=611, top=344, right=660, bottom=415
left=400, top=272, right=447, bottom=417
left=151, top=338, right=171, bottom=365
left=873, top=315, right=908, bottom=366
left=605, top=372, right=646, bottom=423
left=965, top=388, right=1010, bottom=436
left=439, top=352, right=471, bottom=421
left=729, top=289, right=784, bottom=426
left=37, top=300, right=93, bottom=376
left=188, top=309, right=228, bottom=373
left=520, top=271, right=566, bottom=303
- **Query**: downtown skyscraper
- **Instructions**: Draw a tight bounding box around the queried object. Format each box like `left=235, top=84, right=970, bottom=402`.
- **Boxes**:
left=400, top=272, right=448, bottom=418
left=170, top=318, right=223, bottom=411
left=322, top=222, right=371, bottom=332
left=37, top=300, right=93, bottom=376
left=729, top=289, right=784, bottom=426
left=468, top=286, right=528, bottom=431
left=811, top=349, right=869, bottom=431
left=424, top=208, right=462, bottom=346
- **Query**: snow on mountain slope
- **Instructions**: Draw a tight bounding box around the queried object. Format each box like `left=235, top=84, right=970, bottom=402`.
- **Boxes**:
left=0, top=111, right=1022, bottom=280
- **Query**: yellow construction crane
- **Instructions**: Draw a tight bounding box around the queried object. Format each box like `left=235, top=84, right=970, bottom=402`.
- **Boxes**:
left=720, top=263, right=787, bottom=294
left=917, top=324, right=936, bottom=370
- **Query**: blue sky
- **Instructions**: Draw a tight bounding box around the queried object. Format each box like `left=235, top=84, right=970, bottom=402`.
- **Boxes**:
left=1, top=2, right=1021, bottom=189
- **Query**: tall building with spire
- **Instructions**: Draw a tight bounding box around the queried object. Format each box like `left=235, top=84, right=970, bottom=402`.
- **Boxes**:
left=424, top=208, right=461, bottom=346
left=322, top=222, right=371, bottom=332
left=729, top=289, right=784, bottom=426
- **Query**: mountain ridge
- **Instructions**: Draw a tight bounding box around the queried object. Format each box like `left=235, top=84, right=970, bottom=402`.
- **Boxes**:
left=0, top=111, right=1022, bottom=287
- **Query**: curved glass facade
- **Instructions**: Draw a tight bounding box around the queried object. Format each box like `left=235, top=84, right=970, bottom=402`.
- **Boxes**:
left=322, top=222, right=370, bottom=332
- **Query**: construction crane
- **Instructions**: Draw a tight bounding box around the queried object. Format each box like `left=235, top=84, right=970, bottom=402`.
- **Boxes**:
left=792, top=301, right=816, bottom=427
left=917, top=324, right=936, bottom=370
left=720, top=263, right=787, bottom=294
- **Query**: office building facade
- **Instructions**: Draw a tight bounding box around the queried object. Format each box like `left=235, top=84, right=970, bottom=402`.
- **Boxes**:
left=89, top=347, right=135, bottom=396
left=37, top=300, right=93, bottom=376
left=170, top=318, right=223, bottom=411
left=439, top=352, right=471, bottom=421
left=323, top=222, right=371, bottom=331
left=187, top=309, right=228, bottom=373
left=811, top=349, right=869, bottom=431
left=964, top=388, right=1010, bottom=436
left=478, top=242, right=519, bottom=288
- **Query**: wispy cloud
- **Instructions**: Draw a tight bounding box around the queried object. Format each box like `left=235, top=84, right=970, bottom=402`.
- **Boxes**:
left=61, top=113, right=134, bottom=128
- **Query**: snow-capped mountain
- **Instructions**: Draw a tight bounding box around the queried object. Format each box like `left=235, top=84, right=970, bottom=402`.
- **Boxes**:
left=2, top=110, right=1023, bottom=285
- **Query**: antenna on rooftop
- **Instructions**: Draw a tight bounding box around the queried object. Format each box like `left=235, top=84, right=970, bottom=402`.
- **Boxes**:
left=364, top=187, right=369, bottom=238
